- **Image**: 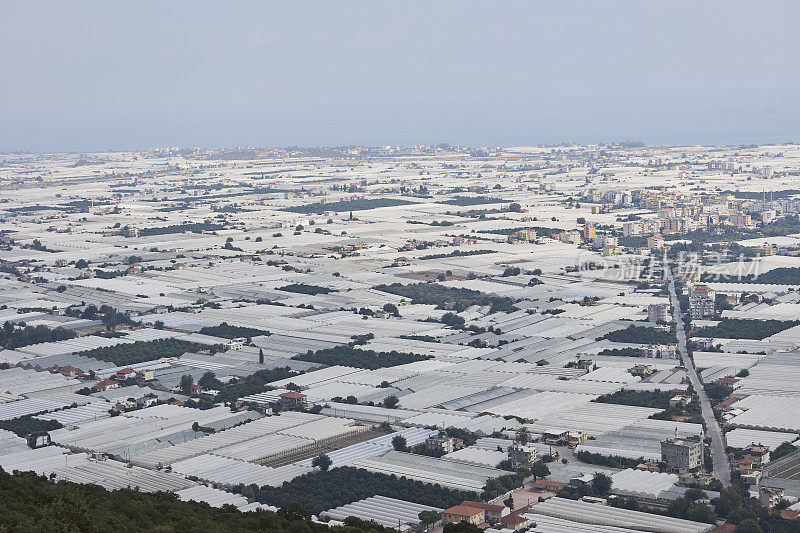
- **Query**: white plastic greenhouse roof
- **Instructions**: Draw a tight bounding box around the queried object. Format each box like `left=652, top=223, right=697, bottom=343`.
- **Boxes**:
left=321, top=495, right=442, bottom=528
left=527, top=497, right=714, bottom=533
left=725, top=428, right=799, bottom=449
left=610, top=469, right=679, bottom=499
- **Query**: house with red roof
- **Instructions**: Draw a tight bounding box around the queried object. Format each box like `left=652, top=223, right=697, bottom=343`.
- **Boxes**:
left=92, top=379, right=119, bottom=392
left=279, top=391, right=307, bottom=410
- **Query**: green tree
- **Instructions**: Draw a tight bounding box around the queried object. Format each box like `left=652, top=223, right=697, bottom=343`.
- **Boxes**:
left=684, top=488, right=708, bottom=502
left=311, top=454, right=332, bottom=472
left=441, top=313, right=466, bottom=328
left=666, top=497, right=690, bottom=518
left=418, top=510, right=441, bottom=527
left=383, top=394, right=399, bottom=409
left=715, top=486, right=743, bottom=518
left=591, top=473, right=612, bottom=495
left=277, top=502, right=311, bottom=522
left=392, top=435, right=407, bottom=451
left=735, top=519, right=763, bottom=533
left=180, top=374, right=194, bottom=396
left=771, top=441, right=798, bottom=461
left=685, top=501, right=715, bottom=524
left=444, top=523, right=482, bottom=533
left=705, top=382, right=732, bottom=402
left=382, top=303, right=400, bottom=317
left=529, top=462, right=550, bottom=481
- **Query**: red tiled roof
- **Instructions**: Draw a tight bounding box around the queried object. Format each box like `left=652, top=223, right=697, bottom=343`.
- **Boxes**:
left=461, top=501, right=504, bottom=513
left=717, top=396, right=741, bottom=408
left=501, top=514, right=528, bottom=525
left=531, top=479, right=567, bottom=490
left=279, top=391, right=306, bottom=399
left=444, top=505, right=483, bottom=518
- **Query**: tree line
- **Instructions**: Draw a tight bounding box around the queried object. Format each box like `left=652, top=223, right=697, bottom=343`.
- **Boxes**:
left=0, top=468, right=387, bottom=532
left=0, top=322, right=76, bottom=350
left=138, top=221, right=225, bottom=237
left=198, top=322, right=271, bottom=339
left=277, top=284, right=333, bottom=295
left=64, top=303, right=134, bottom=329
left=0, top=415, right=63, bottom=438
left=77, top=338, right=223, bottom=366
left=694, top=318, right=800, bottom=340
left=235, top=466, right=476, bottom=516
left=375, top=283, right=517, bottom=313
left=282, top=198, right=414, bottom=214
left=602, top=325, right=677, bottom=344
left=293, top=345, right=430, bottom=370
left=199, top=367, right=299, bottom=404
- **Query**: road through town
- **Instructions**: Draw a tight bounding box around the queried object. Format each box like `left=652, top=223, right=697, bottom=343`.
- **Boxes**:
left=667, top=266, right=731, bottom=487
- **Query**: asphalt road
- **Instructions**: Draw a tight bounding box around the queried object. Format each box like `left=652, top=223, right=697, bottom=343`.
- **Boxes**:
left=667, top=266, right=732, bottom=487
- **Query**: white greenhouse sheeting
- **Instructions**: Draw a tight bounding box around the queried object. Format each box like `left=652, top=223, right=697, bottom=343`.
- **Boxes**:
left=295, top=427, right=437, bottom=469
left=610, top=469, right=679, bottom=499
left=401, top=412, right=518, bottom=436
left=524, top=402, right=666, bottom=438
left=0, top=445, right=88, bottom=475
left=520, top=514, right=641, bottom=533
left=727, top=395, right=800, bottom=432
left=575, top=419, right=703, bottom=462
left=0, top=446, right=196, bottom=493
left=0, top=367, right=82, bottom=396
left=527, top=497, right=714, bottom=533
left=175, top=485, right=270, bottom=511
left=170, top=453, right=312, bottom=487
left=322, top=495, right=442, bottom=529
left=352, top=450, right=510, bottom=493
left=34, top=401, right=112, bottom=425
left=396, top=385, right=485, bottom=410
left=0, top=397, right=68, bottom=421
left=321, top=402, right=420, bottom=423
left=0, top=429, right=30, bottom=455
left=444, top=447, right=507, bottom=467
left=268, top=365, right=362, bottom=388
left=483, top=391, right=597, bottom=420
left=213, top=433, right=312, bottom=463
left=49, top=405, right=258, bottom=458
left=131, top=412, right=322, bottom=468
left=52, top=459, right=197, bottom=493
left=724, top=428, right=799, bottom=450
left=278, top=416, right=356, bottom=441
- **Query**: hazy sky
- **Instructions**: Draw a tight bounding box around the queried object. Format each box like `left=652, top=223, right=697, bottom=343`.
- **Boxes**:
left=2, top=1, right=799, bottom=152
